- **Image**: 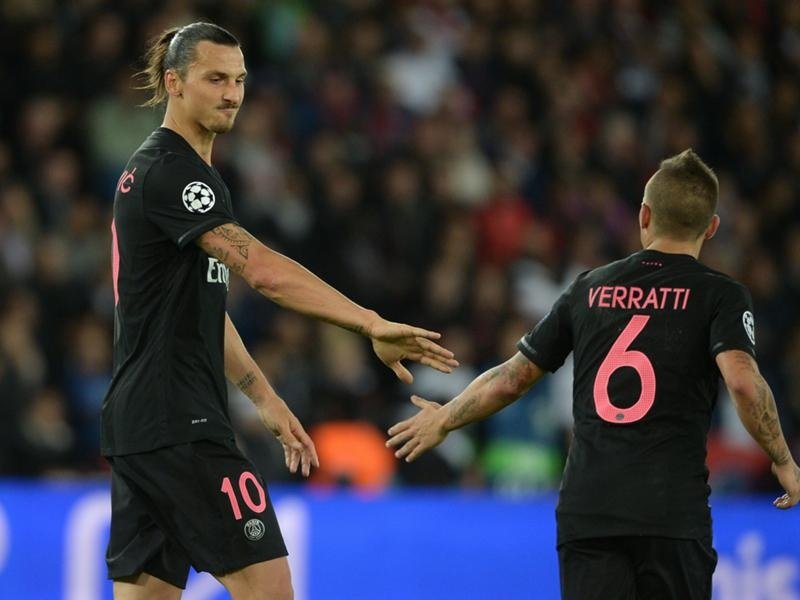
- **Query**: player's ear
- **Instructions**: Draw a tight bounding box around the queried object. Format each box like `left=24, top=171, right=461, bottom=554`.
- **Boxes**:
left=164, top=69, right=183, bottom=98
left=639, top=202, right=651, bottom=230
left=704, top=214, right=720, bottom=241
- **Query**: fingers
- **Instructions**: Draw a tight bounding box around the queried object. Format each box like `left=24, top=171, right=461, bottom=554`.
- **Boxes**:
left=405, top=443, right=427, bottom=463
left=389, top=360, right=414, bottom=384
left=414, top=337, right=455, bottom=358
left=387, top=418, right=410, bottom=438
left=410, top=394, right=430, bottom=408
left=393, top=438, right=420, bottom=461
left=386, top=426, right=414, bottom=449
left=418, top=354, right=458, bottom=373
left=277, top=426, right=306, bottom=475
left=404, top=326, right=441, bottom=340
left=773, top=493, right=799, bottom=509
left=291, top=421, right=319, bottom=477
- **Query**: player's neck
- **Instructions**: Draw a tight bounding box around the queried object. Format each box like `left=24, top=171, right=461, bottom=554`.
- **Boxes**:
left=644, top=238, right=702, bottom=259
left=161, top=113, right=215, bottom=165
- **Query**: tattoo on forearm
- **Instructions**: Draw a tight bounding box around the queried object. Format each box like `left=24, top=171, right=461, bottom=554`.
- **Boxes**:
left=237, top=371, right=257, bottom=394
left=446, top=356, right=538, bottom=430
left=448, top=395, right=481, bottom=429
left=751, top=374, right=790, bottom=465
left=733, top=353, right=790, bottom=465
left=447, top=369, right=501, bottom=429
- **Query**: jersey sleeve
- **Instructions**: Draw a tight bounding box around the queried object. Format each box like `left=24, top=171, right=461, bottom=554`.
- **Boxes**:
left=709, top=280, right=757, bottom=358
left=517, top=279, right=577, bottom=372
left=143, top=153, right=236, bottom=249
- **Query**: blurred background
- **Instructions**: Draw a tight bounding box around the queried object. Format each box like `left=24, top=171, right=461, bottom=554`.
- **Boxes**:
left=2, top=1, right=800, bottom=598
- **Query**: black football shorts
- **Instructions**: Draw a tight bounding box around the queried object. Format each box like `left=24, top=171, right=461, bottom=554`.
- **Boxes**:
left=106, top=438, right=287, bottom=588
left=558, top=535, right=717, bottom=600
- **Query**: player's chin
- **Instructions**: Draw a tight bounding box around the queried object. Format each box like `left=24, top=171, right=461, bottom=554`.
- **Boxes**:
left=210, top=121, right=235, bottom=134
left=209, top=116, right=237, bottom=134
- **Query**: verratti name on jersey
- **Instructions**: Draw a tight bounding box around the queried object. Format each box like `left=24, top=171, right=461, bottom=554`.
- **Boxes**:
left=588, top=285, right=691, bottom=311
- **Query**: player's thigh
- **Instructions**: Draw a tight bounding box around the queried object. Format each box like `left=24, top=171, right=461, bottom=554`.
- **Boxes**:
left=113, top=572, right=183, bottom=600
left=106, top=465, right=192, bottom=589
left=633, top=535, right=717, bottom=600
left=558, top=537, right=636, bottom=600
left=215, top=556, right=293, bottom=600
left=114, top=439, right=288, bottom=576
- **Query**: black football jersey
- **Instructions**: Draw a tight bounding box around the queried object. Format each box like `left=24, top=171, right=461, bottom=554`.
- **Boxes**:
left=101, top=128, right=238, bottom=456
left=518, top=249, right=756, bottom=544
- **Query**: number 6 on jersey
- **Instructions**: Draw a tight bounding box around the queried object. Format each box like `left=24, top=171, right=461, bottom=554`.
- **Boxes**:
left=593, top=315, right=656, bottom=424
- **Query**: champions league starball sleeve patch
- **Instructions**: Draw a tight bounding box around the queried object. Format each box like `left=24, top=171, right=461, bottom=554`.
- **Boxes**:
left=182, top=181, right=216, bottom=213
left=742, top=310, right=755, bottom=345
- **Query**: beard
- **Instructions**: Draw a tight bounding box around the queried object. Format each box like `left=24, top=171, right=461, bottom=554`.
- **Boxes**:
left=205, top=108, right=239, bottom=134
left=208, top=116, right=236, bottom=134
left=209, top=121, right=235, bottom=134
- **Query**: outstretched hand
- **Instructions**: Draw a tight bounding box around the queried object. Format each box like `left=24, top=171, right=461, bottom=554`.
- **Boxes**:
left=370, top=320, right=459, bottom=383
left=772, top=461, right=800, bottom=509
left=386, top=395, right=449, bottom=462
left=256, top=397, right=319, bottom=477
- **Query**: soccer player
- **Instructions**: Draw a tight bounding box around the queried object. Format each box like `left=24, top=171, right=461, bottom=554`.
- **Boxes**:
left=387, top=150, right=800, bottom=599
left=102, top=22, right=457, bottom=600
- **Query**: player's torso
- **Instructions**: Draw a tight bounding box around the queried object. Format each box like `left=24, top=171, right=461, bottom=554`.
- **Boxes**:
left=558, top=251, right=729, bottom=541
left=103, top=129, right=234, bottom=455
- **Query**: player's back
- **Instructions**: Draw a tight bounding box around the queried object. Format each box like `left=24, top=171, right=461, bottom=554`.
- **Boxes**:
left=554, top=249, right=754, bottom=544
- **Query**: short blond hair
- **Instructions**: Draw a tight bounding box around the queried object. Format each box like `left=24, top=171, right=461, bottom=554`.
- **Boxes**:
left=644, top=149, right=718, bottom=240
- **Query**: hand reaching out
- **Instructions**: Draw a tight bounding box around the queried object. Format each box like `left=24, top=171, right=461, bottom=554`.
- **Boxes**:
left=369, top=320, right=459, bottom=383
left=386, top=395, right=449, bottom=462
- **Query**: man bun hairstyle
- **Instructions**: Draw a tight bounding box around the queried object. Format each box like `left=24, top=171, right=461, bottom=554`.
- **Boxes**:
left=644, top=149, right=719, bottom=240
left=138, top=22, right=240, bottom=107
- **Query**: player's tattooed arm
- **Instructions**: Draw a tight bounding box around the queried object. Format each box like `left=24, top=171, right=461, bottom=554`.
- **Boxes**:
left=223, top=312, right=320, bottom=476
left=197, top=223, right=254, bottom=275
left=718, top=350, right=792, bottom=466
left=718, top=349, right=800, bottom=509
left=197, top=223, right=380, bottom=332
left=198, top=225, right=457, bottom=383
left=443, top=352, right=545, bottom=431
left=387, top=353, right=545, bottom=462
left=223, top=312, right=273, bottom=404
left=236, top=371, right=257, bottom=394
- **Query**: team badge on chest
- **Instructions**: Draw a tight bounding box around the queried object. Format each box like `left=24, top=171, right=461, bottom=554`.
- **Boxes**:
left=182, top=181, right=215, bottom=213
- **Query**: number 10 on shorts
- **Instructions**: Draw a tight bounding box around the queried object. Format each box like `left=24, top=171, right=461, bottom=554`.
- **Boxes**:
left=220, top=472, right=268, bottom=520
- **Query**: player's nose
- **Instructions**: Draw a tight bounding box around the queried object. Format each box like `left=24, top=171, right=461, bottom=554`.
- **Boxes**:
left=221, top=81, right=241, bottom=105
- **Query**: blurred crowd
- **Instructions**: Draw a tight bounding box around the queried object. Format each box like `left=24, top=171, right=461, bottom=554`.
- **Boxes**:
left=1, top=0, right=799, bottom=495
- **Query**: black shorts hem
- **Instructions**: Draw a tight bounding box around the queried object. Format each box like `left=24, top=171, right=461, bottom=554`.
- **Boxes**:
left=107, top=564, right=189, bottom=590
left=207, top=547, right=290, bottom=577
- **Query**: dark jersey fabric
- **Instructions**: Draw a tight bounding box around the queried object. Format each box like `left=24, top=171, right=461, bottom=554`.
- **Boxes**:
left=101, top=128, right=238, bottom=456
left=517, top=249, right=756, bottom=544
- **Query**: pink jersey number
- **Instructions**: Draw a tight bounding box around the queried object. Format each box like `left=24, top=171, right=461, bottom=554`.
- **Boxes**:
left=220, top=471, right=267, bottom=521
left=593, top=315, right=656, bottom=424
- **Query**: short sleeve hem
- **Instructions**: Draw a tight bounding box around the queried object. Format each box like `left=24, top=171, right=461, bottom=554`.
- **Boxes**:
left=176, top=217, right=237, bottom=249
left=710, top=341, right=756, bottom=360
left=517, top=337, right=561, bottom=373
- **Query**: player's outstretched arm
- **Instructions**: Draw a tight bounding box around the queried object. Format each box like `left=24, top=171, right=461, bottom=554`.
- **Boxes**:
left=717, top=349, right=800, bottom=509
left=386, top=352, right=545, bottom=462
left=224, top=313, right=319, bottom=476
left=198, top=223, right=458, bottom=382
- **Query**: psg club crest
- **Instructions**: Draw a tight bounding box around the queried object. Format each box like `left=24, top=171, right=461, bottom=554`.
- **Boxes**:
left=181, top=181, right=215, bottom=213
left=244, top=518, right=266, bottom=541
